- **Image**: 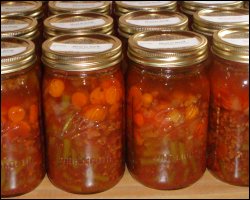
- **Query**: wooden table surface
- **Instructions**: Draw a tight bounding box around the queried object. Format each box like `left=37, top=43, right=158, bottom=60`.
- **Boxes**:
left=6, top=169, right=249, bottom=199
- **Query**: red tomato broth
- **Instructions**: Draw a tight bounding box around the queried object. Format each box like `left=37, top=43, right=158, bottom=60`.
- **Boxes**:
left=207, top=55, right=249, bottom=186
left=126, top=61, right=210, bottom=189
left=1, top=67, right=45, bottom=197
left=126, top=31, right=210, bottom=189
left=43, top=66, right=125, bottom=193
left=42, top=34, right=125, bottom=193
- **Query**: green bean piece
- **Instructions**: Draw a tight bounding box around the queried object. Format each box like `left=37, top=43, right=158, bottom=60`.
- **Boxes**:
left=71, top=149, right=78, bottom=168
left=94, top=174, right=110, bottom=182
left=170, top=142, right=178, bottom=158
left=1, top=168, right=5, bottom=188
left=61, top=114, right=75, bottom=136
left=63, top=139, right=71, bottom=159
left=179, top=142, right=188, bottom=165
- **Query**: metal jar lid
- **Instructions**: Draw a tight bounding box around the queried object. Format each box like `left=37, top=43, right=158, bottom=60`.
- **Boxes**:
left=118, top=10, right=188, bottom=39
left=192, top=8, right=249, bottom=37
left=1, top=1, right=44, bottom=21
left=128, top=30, right=208, bottom=68
left=1, top=37, right=36, bottom=75
left=44, top=13, right=114, bottom=39
left=42, top=34, right=122, bottom=71
left=212, top=27, right=249, bottom=63
left=1, top=16, right=38, bottom=41
left=180, top=1, right=243, bottom=16
left=115, top=1, right=177, bottom=17
left=48, top=1, right=111, bottom=15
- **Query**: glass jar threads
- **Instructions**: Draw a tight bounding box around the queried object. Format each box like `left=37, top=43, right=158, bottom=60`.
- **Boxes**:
left=42, top=34, right=125, bottom=193
left=48, top=1, right=112, bottom=16
left=126, top=31, right=210, bottom=189
left=1, top=37, right=45, bottom=197
left=207, top=27, right=249, bottom=186
left=43, top=13, right=114, bottom=39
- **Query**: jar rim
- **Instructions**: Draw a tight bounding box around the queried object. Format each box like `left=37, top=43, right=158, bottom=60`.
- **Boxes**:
left=128, top=30, right=208, bottom=68
left=42, top=34, right=123, bottom=71
left=1, top=37, right=36, bottom=75
left=43, top=13, right=113, bottom=39
left=212, top=27, right=249, bottom=63
left=118, top=10, right=188, bottom=39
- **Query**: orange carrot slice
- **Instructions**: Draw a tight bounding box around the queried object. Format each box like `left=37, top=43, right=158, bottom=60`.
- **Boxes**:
left=71, top=92, right=88, bottom=108
left=84, top=106, right=107, bottom=122
left=8, top=106, right=26, bottom=122
left=90, top=87, right=105, bottom=105
left=134, top=113, right=144, bottom=127
left=48, top=79, right=65, bottom=98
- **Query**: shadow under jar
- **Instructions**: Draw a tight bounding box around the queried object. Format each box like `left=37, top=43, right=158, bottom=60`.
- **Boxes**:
left=207, top=27, right=249, bottom=186
left=42, top=34, right=125, bottom=194
left=1, top=38, right=45, bottom=197
left=126, top=31, right=210, bottom=190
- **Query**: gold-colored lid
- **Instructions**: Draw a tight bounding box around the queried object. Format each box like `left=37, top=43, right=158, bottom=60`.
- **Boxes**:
left=1, top=16, right=38, bottom=40
left=48, top=1, right=111, bottom=15
left=212, top=27, right=249, bottom=63
left=44, top=13, right=113, bottom=39
left=119, top=10, right=188, bottom=38
left=128, top=30, right=208, bottom=68
left=1, top=37, right=36, bottom=75
left=180, top=1, right=243, bottom=16
left=1, top=1, right=44, bottom=20
left=42, top=34, right=122, bottom=71
left=115, top=1, right=177, bottom=17
left=193, top=8, right=249, bottom=37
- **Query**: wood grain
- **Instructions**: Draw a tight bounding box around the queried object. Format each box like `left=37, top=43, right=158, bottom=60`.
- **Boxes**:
left=5, top=169, right=249, bottom=199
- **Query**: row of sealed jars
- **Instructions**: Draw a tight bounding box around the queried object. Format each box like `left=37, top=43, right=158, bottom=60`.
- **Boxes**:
left=1, top=28, right=249, bottom=197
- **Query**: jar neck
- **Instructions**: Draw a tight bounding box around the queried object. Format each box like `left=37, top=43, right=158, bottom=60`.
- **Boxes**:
left=129, top=60, right=207, bottom=77
left=44, top=64, right=121, bottom=78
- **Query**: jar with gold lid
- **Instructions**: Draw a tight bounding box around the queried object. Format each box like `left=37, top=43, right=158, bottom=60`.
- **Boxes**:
left=48, top=1, right=112, bottom=16
left=1, top=37, right=45, bottom=197
left=114, top=1, right=177, bottom=33
left=180, top=1, right=244, bottom=28
left=42, top=34, right=125, bottom=193
left=1, top=16, right=42, bottom=69
left=118, top=10, right=188, bottom=73
left=207, top=27, right=249, bottom=186
left=126, top=31, right=210, bottom=189
left=1, top=1, right=44, bottom=31
left=43, top=13, right=114, bottom=39
left=192, top=8, right=249, bottom=44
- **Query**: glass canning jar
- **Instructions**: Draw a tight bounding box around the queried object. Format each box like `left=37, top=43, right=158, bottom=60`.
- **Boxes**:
left=118, top=10, right=188, bottom=73
left=48, top=1, right=112, bottom=16
left=126, top=31, right=210, bottom=190
left=43, top=13, right=114, bottom=40
left=42, top=34, right=125, bottom=193
left=1, top=1, right=44, bottom=32
left=1, top=37, right=45, bottom=197
left=192, top=8, right=249, bottom=45
left=1, top=16, right=42, bottom=72
left=180, top=1, right=244, bottom=28
left=207, top=27, right=249, bottom=186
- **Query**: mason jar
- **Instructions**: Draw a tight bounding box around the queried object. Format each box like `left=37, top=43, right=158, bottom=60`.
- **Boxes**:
left=207, top=27, right=249, bottom=186
left=126, top=31, right=210, bottom=189
left=1, top=37, right=45, bottom=197
left=42, top=34, right=125, bottom=193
